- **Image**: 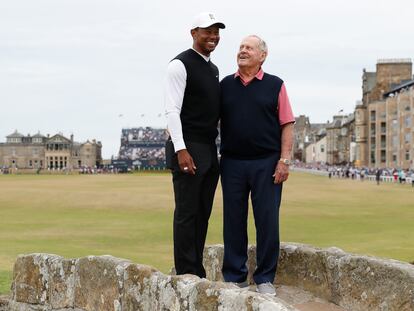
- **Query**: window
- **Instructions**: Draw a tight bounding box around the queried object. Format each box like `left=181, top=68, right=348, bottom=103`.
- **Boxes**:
left=370, top=124, right=376, bottom=136
left=381, top=135, right=386, bottom=148
left=370, top=110, right=376, bottom=121
left=391, top=119, right=398, bottom=131
left=320, top=145, right=325, bottom=153
left=370, top=137, right=376, bottom=149
left=392, top=135, right=398, bottom=148
left=405, top=133, right=411, bottom=144
left=29, top=160, right=32, bottom=167
left=381, top=150, right=386, bottom=163
left=405, top=116, right=411, bottom=127
left=393, top=154, right=397, bottom=162
left=405, top=151, right=410, bottom=161
left=380, top=122, right=386, bottom=134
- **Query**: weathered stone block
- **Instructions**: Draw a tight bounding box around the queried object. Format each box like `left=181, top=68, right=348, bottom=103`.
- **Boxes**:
left=334, top=255, right=414, bottom=311
left=203, top=244, right=257, bottom=284
left=217, top=287, right=297, bottom=311
left=73, top=255, right=131, bottom=311
left=48, top=257, right=77, bottom=309
left=12, top=253, right=61, bottom=305
left=193, top=279, right=235, bottom=311
left=203, top=244, right=224, bottom=282
left=122, top=263, right=160, bottom=311
left=277, top=243, right=333, bottom=300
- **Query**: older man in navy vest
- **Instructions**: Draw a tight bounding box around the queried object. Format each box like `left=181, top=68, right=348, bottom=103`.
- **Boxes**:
left=220, top=35, right=295, bottom=295
left=164, top=13, right=225, bottom=278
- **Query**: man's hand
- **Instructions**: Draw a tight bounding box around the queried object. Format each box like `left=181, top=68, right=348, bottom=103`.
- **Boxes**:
left=273, top=161, right=289, bottom=184
left=177, top=149, right=197, bottom=175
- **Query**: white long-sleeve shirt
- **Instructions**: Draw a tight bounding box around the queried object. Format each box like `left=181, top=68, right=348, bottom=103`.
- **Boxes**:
left=164, top=49, right=210, bottom=152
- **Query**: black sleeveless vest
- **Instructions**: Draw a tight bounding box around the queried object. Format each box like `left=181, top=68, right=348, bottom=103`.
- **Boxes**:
left=174, top=49, right=220, bottom=144
left=220, top=73, right=284, bottom=159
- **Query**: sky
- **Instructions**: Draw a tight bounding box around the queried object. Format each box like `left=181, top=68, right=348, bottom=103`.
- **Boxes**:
left=1, top=0, right=413, bottom=158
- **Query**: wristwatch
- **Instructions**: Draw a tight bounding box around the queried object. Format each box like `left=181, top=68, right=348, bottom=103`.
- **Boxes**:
left=279, top=158, right=291, bottom=165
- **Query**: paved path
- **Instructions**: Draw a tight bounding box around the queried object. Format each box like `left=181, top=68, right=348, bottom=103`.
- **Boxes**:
left=277, top=285, right=345, bottom=311
left=245, top=285, right=346, bottom=311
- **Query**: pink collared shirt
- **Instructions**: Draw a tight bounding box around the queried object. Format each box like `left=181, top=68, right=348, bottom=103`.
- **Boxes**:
left=234, top=69, right=295, bottom=126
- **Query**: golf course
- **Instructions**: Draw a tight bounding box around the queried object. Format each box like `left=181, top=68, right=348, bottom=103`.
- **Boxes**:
left=0, top=171, right=413, bottom=294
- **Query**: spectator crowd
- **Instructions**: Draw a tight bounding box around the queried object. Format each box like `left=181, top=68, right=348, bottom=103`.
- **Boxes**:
left=292, top=162, right=414, bottom=186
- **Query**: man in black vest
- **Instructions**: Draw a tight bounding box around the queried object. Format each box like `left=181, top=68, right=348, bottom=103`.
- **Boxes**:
left=164, top=12, right=225, bottom=278
left=220, top=35, right=295, bottom=295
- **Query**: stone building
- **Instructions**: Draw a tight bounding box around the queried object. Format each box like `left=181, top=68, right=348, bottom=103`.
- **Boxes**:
left=0, top=131, right=102, bottom=170
left=305, top=129, right=327, bottom=164
left=293, top=115, right=328, bottom=162
left=305, top=128, right=327, bottom=164
left=326, top=114, right=355, bottom=165
left=293, top=115, right=311, bottom=161
left=354, top=59, right=413, bottom=167
left=379, top=79, right=414, bottom=169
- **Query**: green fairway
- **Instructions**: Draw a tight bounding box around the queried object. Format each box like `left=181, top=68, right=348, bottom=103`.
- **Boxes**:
left=0, top=172, right=413, bottom=294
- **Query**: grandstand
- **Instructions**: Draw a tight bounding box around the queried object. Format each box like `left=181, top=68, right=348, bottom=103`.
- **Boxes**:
left=116, top=127, right=168, bottom=170
left=114, top=127, right=221, bottom=170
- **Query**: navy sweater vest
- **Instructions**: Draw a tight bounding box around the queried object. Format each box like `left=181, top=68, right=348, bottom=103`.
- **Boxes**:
left=220, top=73, right=283, bottom=159
left=174, top=49, right=220, bottom=144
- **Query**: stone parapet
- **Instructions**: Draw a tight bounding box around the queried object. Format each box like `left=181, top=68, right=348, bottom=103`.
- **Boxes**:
left=6, top=243, right=414, bottom=310
left=8, top=253, right=296, bottom=311
left=204, top=243, right=414, bottom=311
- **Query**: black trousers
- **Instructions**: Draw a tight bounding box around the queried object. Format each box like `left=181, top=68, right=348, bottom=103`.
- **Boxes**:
left=170, top=141, right=219, bottom=278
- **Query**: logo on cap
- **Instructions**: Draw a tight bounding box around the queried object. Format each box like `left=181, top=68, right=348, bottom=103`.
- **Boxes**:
left=209, top=14, right=215, bottom=20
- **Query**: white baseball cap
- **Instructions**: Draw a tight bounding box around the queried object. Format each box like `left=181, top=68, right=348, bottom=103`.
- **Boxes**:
left=191, top=12, right=225, bottom=30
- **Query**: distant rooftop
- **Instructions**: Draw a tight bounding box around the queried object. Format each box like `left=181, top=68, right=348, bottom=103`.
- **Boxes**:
left=384, top=78, right=414, bottom=97
left=377, top=58, right=412, bottom=64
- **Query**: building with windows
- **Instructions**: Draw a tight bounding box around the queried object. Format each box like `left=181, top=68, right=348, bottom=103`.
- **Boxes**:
left=326, top=114, right=355, bottom=165
left=305, top=129, right=327, bottom=164
left=293, top=115, right=328, bottom=162
left=354, top=59, right=413, bottom=168
left=0, top=131, right=102, bottom=170
left=380, top=79, right=414, bottom=168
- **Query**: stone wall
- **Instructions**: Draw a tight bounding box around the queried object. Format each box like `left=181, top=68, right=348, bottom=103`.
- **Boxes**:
left=204, top=243, right=414, bottom=311
left=8, top=253, right=295, bottom=311
left=5, top=243, right=414, bottom=311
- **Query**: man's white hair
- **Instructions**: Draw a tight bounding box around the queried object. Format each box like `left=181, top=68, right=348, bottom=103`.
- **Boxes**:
left=248, top=35, right=268, bottom=53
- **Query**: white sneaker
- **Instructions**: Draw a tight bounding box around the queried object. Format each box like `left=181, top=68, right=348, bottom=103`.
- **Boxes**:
left=256, top=282, right=276, bottom=295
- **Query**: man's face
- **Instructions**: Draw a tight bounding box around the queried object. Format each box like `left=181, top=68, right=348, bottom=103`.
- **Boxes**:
left=237, top=36, right=266, bottom=69
left=191, top=25, right=220, bottom=56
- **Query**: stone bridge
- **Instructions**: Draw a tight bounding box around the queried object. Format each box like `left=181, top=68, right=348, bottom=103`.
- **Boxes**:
left=1, top=243, right=413, bottom=310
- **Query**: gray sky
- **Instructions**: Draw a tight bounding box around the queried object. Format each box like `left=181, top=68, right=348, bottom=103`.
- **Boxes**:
left=1, top=0, right=413, bottom=158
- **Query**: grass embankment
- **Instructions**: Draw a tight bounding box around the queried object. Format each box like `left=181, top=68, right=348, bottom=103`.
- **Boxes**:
left=0, top=172, right=413, bottom=294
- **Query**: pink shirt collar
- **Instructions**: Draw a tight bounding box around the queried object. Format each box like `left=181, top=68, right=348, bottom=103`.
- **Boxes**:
left=234, top=68, right=264, bottom=86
